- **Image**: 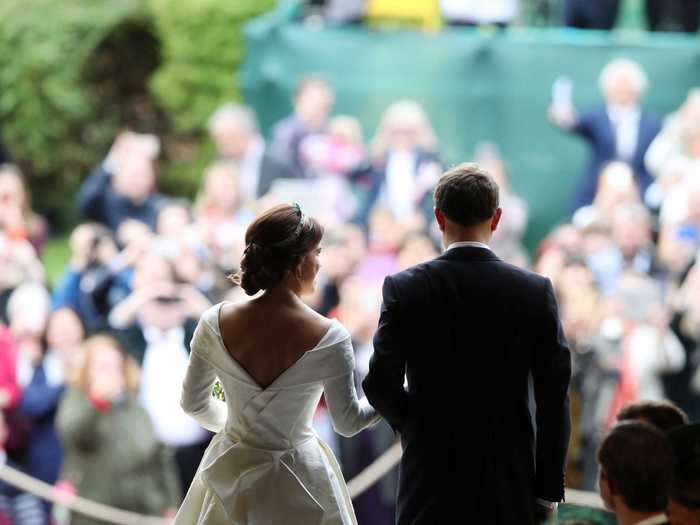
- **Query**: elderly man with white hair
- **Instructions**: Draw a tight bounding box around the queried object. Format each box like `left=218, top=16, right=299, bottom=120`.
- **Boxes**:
left=549, top=58, right=662, bottom=212
left=208, top=103, right=298, bottom=203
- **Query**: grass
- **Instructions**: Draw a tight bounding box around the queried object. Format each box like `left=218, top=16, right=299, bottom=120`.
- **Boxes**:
left=42, top=234, right=71, bottom=288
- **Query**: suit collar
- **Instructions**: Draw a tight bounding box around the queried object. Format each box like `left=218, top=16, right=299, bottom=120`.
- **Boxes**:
left=437, top=244, right=501, bottom=263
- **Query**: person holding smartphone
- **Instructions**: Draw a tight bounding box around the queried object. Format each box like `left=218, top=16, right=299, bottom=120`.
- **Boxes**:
left=76, top=131, right=166, bottom=232
left=548, top=59, right=662, bottom=213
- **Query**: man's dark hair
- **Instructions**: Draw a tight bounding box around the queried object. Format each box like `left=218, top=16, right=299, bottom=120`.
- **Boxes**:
left=433, top=162, right=499, bottom=227
left=668, top=423, right=700, bottom=510
left=597, top=421, right=672, bottom=513
left=617, top=400, right=689, bottom=432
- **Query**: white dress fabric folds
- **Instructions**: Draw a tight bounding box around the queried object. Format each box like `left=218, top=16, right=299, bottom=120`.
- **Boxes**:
left=173, top=303, right=380, bottom=525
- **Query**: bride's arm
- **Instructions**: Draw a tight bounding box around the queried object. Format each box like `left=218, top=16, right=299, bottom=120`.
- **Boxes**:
left=180, top=326, right=227, bottom=433
left=322, top=338, right=381, bottom=437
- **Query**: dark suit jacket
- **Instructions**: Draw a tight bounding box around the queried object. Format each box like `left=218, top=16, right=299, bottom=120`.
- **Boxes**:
left=362, top=246, right=572, bottom=525
left=569, top=107, right=661, bottom=210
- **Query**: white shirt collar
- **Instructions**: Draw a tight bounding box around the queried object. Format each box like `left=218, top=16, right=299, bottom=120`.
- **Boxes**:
left=635, top=514, right=668, bottom=525
left=607, top=103, right=641, bottom=119
left=445, top=240, right=492, bottom=252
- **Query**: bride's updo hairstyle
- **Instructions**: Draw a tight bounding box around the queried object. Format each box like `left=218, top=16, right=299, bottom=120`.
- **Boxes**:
left=232, top=204, right=323, bottom=295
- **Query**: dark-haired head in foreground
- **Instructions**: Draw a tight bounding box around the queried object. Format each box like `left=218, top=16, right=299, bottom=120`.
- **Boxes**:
left=231, top=204, right=324, bottom=296
left=616, top=399, right=689, bottom=432
left=667, top=423, right=700, bottom=525
left=597, top=421, right=672, bottom=523
left=433, top=162, right=502, bottom=248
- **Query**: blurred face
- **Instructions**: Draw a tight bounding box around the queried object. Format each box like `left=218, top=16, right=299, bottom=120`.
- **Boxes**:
left=172, top=244, right=202, bottom=284
left=205, top=167, right=240, bottom=212
left=113, top=157, right=155, bottom=202
left=157, top=205, right=190, bottom=238
left=296, top=84, right=334, bottom=131
left=319, top=242, right=355, bottom=279
left=117, top=219, right=153, bottom=250
left=668, top=499, right=700, bottom=525
left=612, top=217, right=648, bottom=258
left=212, top=121, right=249, bottom=159
left=0, top=174, right=25, bottom=208
left=369, top=210, right=404, bottom=252
left=388, top=120, right=421, bottom=151
left=90, top=344, right=124, bottom=380
left=297, top=244, right=322, bottom=295
left=47, top=308, right=85, bottom=350
left=604, top=69, right=640, bottom=106
left=132, top=254, right=173, bottom=290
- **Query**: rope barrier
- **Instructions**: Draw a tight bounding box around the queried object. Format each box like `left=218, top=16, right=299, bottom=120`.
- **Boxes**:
left=0, top=444, right=605, bottom=524
left=347, top=441, right=403, bottom=497
left=0, top=466, right=168, bottom=525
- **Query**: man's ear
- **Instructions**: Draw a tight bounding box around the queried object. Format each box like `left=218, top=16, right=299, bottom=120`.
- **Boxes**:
left=491, top=207, right=502, bottom=232
left=434, top=208, right=446, bottom=232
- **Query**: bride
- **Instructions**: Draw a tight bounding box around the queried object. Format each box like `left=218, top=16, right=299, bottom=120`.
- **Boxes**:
left=173, top=203, right=381, bottom=524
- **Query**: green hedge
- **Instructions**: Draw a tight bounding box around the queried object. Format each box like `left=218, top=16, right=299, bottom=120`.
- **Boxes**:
left=0, top=0, right=150, bottom=224
left=0, top=0, right=275, bottom=229
left=146, top=0, right=275, bottom=199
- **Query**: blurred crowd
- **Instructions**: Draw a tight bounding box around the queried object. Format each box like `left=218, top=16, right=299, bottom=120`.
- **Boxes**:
left=0, top=54, right=699, bottom=524
left=307, top=0, right=700, bottom=33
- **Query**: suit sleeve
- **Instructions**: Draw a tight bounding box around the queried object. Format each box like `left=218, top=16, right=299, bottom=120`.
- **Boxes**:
left=570, top=110, right=596, bottom=142
left=76, top=162, right=111, bottom=223
left=533, top=278, right=572, bottom=502
left=362, top=275, right=410, bottom=432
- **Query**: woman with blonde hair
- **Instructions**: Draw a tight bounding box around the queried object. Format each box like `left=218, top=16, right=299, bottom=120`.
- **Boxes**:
left=195, top=161, right=253, bottom=273
left=352, top=99, right=442, bottom=226
left=56, top=334, right=180, bottom=525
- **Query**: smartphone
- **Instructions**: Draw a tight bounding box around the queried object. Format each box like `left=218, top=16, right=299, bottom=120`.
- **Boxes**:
left=552, top=75, right=573, bottom=109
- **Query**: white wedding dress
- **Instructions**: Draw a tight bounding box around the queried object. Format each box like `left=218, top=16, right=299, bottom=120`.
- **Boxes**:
left=173, top=303, right=380, bottom=525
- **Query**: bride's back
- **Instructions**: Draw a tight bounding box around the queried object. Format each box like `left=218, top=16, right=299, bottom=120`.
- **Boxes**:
left=219, top=203, right=330, bottom=389
left=218, top=296, right=331, bottom=390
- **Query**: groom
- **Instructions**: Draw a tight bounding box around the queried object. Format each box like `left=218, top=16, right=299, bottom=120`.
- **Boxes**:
left=363, top=163, right=571, bottom=524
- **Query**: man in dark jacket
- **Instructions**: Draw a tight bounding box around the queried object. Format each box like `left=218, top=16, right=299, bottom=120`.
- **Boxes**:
left=208, top=103, right=302, bottom=203
left=363, top=163, right=571, bottom=524
left=77, top=132, right=165, bottom=232
left=549, top=58, right=661, bottom=211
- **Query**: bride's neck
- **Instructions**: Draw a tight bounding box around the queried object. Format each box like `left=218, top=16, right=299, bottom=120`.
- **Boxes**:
left=263, top=284, right=301, bottom=304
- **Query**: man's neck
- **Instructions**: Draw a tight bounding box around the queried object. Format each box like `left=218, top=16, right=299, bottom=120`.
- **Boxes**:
left=444, top=232, right=491, bottom=247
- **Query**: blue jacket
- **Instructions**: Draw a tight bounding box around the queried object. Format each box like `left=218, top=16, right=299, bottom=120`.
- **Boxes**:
left=76, top=163, right=165, bottom=232
left=19, top=365, right=64, bottom=486
left=569, top=106, right=661, bottom=210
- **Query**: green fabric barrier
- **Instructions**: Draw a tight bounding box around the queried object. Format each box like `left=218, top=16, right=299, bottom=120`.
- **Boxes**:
left=558, top=504, right=617, bottom=524
left=242, top=0, right=700, bottom=249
